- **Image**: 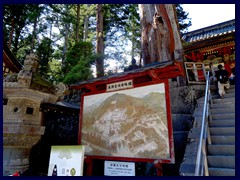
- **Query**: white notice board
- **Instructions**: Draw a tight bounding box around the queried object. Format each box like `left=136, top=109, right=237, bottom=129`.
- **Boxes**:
left=48, top=145, right=84, bottom=176
left=104, top=161, right=135, bottom=176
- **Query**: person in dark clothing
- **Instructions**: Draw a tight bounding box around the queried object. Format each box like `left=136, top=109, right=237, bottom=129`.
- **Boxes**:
left=124, top=58, right=140, bottom=71
left=215, top=64, right=230, bottom=98
left=229, top=62, right=235, bottom=85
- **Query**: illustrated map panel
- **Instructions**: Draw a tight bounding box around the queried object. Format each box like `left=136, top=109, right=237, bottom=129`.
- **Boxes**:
left=82, top=83, right=170, bottom=159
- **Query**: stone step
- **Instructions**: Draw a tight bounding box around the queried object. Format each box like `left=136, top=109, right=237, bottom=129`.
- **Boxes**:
left=193, top=107, right=234, bottom=117
left=207, top=156, right=235, bottom=169
left=225, top=88, right=235, bottom=93
left=196, top=101, right=234, bottom=109
left=210, top=85, right=235, bottom=92
left=209, top=120, right=235, bottom=127
left=207, top=145, right=235, bottom=156
left=213, top=97, right=235, bottom=104
left=210, top=102, right=235, bottom=109
left=210, top=108, right=235, bottom=114
left=228, top=85, right=235, bottom=89
left=212, top=92, right=235, bottom=99
left=211, top=136, right=235, bottom=145
left=210, top=127, right=235, bottom=136
left=208, top=167, right=235, bottom=176
left=212, top=113, right=235, bottom=120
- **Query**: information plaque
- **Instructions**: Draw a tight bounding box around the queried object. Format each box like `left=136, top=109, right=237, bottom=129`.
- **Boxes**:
left=104, top=161, right=135, bottom=176
left=48, top=145, right=85, bottom=176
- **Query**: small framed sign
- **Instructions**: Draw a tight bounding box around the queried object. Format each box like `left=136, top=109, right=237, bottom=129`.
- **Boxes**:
left=48, top=145, right=85, bottom=176
left=104, top=161, right=135, bottom=176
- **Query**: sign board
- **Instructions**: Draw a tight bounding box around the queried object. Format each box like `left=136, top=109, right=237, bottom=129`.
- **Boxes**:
left=48, top=145, right=85, bottom=176
left=104, top=161, right=135, bottom=176
left=80, top=79, right=174, bottom=163
left=184, top=62, right=207, bottom=84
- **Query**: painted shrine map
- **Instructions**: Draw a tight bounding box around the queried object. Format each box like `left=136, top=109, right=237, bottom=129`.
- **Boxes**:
left=81, top=83, right=170, bottom=159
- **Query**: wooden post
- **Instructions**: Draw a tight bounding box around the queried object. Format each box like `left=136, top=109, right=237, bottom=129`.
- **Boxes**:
left=85, top=157, right=93, bottom=176
left=153, top=160, right=163, bottom=176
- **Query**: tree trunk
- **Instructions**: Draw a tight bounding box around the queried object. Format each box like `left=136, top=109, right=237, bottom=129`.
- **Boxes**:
left=131, top=32, right=134, bottom=60
left=47, top=23, right=53, bottom=63
left=30, top=17, right=37, bottom=53
left=96, top=4, right=104, bottom=78
left=61, top=23, right=69, bottom=69
left=8, top=16, right=15, bottom=49
left=13, top=28, right=21, bottom=56
left=138, top=4, right=183, bottom=65
left=76, top=4, right=80, bottom=42
left=83, top=4, right=90, bottom=41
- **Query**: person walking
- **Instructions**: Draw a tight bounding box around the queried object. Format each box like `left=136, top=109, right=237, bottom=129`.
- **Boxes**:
left=229, top=62, right=235, bottom=85
left=215, top=64, right=230, bottom=98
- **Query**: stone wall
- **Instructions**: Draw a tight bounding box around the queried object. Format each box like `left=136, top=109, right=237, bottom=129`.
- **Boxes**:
left=21, top=104, right=80, bottom=176
left=169, top=84, right=206, bottom=115
left=161, top=83, right=208, bottom=175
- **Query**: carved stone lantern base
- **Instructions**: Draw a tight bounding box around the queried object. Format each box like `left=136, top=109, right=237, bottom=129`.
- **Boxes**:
left=3, top=125, right=45, bottom=175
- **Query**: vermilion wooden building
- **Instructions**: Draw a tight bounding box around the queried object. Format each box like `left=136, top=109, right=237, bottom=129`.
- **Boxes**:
left=182, top=19, right=235, bottom=84
left=183, top=19, right=235, bottom=63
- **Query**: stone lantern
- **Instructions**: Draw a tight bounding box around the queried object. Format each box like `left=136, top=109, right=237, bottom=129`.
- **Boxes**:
left=3, top=53, right=67, bottom=175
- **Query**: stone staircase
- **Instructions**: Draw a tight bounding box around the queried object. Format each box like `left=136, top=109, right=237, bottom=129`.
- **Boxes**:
left=207, top=85, right=235, bottom=176
left=179, top=85, right=235, bottom=176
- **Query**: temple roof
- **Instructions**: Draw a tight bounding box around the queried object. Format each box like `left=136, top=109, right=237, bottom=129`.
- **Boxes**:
left=182, top=19, right=235, bottom=43
left=40, top=101, right=80, bottom=111
left=3, top=42, right=22, bottom=73
left=70, top=60, right=185, bottom=91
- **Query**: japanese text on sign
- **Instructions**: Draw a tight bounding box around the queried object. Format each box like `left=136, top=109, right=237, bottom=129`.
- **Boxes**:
left=106, top=80, right=133, bottom=92
left=104, top=161, right=135, bottom=176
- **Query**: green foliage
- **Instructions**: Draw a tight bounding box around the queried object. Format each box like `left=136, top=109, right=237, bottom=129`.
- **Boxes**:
left=64, top=41, right=93, bottom=73
left=3, top=4, right=192, bottom=83
left=103, top=4, right=130, bottom=37
left=175, top=4, right=192, bottom=34
left=124, top=4, right=141, bottom=59
left=62, top=41, right=97, bottom=85
left=63, top=57, right=94, bottom=85
left=102, top=4, right=141, bottom=70
left=3, top=4, right=44, bottom=55
left=59, top=4, right=96, bottom=43
left=36, top=37, right=54, bottom=79
left=48, top=59, right=62, bottom=84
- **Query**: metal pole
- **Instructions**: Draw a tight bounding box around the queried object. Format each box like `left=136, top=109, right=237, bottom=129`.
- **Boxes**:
left=195, top=71, right=210, bottom=176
